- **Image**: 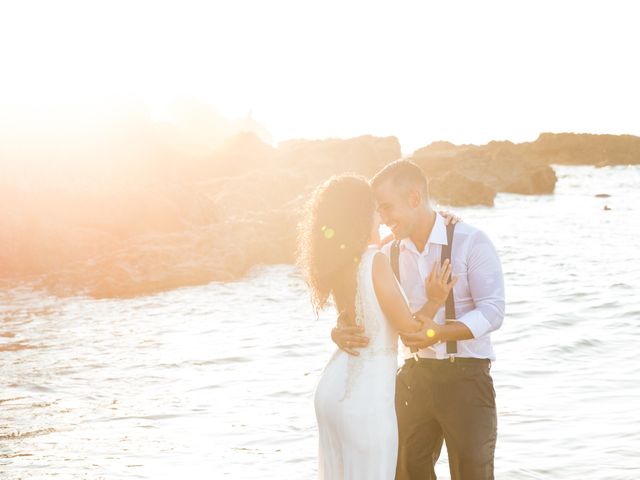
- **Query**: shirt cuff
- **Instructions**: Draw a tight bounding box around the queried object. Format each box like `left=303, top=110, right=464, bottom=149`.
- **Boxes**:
left=456, top=309, right=492, bottom=339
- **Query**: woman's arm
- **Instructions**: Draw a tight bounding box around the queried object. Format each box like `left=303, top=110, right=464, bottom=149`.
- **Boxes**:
left=400, top=259, right=461, bottom=349
left=372, top=252, right=422, bottom=332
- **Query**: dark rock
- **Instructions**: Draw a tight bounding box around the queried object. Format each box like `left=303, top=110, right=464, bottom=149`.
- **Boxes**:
left=429, top=172, right=496, bottom=206
left=2, top=134, right=397, bottom=298
left=277, top=135, right=401, bottom=180
left=524, top=132, right=640, bottom=166
left=500, top=165, right=557, bottom=195
left=411, top=139, right=557, bottom=203
left=4, top=124, right=636, bottom=298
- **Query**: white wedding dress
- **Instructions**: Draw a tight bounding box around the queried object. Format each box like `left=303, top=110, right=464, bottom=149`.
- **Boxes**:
left=314, top=247, right=400, bottom=479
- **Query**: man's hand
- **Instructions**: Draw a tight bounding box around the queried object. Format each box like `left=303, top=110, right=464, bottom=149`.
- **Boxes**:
left=331, top=325, right=369, bottom=356
left=399, top=316, right=441, bottom=350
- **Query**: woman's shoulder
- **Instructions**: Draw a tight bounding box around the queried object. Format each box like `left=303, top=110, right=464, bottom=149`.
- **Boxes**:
left=356, top=247, right=387, bottom=286
left=359, top=245, right=380, bottom=263
left=370, top=248, right=394, bottom=283
left=364, top=247, right=387, bottom=269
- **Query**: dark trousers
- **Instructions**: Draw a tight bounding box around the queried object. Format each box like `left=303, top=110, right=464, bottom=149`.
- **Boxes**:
left=395, top=357, right=497, bottom=480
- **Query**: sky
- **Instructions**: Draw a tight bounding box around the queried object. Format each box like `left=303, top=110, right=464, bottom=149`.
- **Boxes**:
left=1, top=0, right=638, bottom=152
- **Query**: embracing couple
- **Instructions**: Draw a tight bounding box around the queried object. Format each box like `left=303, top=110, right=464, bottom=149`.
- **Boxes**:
left=297, top=160, right=505, bottom=480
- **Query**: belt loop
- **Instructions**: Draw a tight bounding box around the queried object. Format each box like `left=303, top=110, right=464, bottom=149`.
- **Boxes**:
left=405, top=356, right=418, bottom=368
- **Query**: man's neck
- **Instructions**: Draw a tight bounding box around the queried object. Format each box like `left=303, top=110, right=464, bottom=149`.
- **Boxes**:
left=408, top=209, right=436, bottom=253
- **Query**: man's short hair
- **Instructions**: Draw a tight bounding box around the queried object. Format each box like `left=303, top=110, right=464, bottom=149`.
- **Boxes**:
left=371, top=159, right=429, bottom=197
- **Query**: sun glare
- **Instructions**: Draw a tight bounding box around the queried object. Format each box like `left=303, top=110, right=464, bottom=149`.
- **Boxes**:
left=1, top=1, right=638, bottom=151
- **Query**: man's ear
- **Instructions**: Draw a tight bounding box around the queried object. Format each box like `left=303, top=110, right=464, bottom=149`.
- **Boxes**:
left=407, top=189, right=422, bottom=208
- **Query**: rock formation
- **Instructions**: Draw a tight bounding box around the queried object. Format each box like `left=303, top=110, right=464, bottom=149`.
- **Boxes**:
left=2, top=121, right=638, bottom=298
left=523, top=132, right=640, bottom=166
left=411, top=139, right=557, bottom=204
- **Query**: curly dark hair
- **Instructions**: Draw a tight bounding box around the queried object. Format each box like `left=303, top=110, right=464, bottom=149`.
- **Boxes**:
left=297, top=174, right=376, bottom=316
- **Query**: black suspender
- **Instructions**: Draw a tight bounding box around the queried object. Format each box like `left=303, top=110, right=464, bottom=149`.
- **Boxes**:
left=441, top=222, right=458, bottom=354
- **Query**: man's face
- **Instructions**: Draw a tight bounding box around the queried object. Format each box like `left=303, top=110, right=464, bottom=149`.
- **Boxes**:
left=373, top=180, right=418, bottom=240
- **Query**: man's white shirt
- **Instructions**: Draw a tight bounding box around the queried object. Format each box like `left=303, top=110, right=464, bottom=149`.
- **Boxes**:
left=380, top=213, right=505, bottom=361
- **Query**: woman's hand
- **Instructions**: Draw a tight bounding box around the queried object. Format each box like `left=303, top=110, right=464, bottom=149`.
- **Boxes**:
left=425, top=259, right=458, bottom=306
left=379, top=232, right=394, bottom=246
left=439, top=210, right=462, bottom=225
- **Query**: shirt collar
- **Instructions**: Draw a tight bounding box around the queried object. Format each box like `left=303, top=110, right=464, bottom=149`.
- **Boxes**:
left=399, top=213, right=448, bottom=254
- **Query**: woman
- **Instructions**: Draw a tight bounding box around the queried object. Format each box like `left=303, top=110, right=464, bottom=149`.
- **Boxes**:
left=297, top=174, right=456, bottom=479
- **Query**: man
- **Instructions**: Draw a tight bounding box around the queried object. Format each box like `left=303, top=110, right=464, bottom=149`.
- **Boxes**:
left=331, top=160, right=505, bottom=480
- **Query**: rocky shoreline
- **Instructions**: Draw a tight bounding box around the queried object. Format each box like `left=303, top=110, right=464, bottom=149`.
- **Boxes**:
left=1, top=131, right=637, bottom=298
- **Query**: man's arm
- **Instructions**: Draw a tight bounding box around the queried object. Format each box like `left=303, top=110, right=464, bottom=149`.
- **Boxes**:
left=453, top=229, right=505, bottom=339
left=331, top=325, right=369, bottom=356
left=402, top=303, right=476, bottom=348
left=331, top=311, right=369, bottom=356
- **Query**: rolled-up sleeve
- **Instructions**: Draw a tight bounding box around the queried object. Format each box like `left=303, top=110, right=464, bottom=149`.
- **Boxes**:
left=457, top=230, right=505, bottom=338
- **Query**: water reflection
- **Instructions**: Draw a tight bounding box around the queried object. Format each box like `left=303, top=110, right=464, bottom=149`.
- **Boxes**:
left=1, top=166, right=639, bottom=479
